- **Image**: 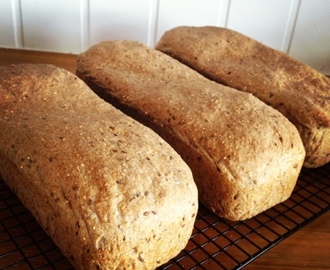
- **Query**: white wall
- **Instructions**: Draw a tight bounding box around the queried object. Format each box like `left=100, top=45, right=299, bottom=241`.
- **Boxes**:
left=0, top=0, right=329, bottom=75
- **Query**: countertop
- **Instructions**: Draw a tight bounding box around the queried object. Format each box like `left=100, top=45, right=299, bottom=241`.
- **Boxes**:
left=0, top=47, right=329, bottom=270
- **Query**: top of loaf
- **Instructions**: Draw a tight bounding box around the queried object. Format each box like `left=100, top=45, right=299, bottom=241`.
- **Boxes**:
left=156, top=25, right=330, bottom=127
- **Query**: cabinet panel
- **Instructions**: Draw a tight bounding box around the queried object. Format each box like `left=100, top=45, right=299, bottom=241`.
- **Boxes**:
left=227, top=0, right=297, bottom=51
left=289, top=0, right=330, bottom=75
left=0, top=1, right=17, bottom=48
left=20, top=0, right=82, bottom=53
left=89, top=0, right=150, bottom=46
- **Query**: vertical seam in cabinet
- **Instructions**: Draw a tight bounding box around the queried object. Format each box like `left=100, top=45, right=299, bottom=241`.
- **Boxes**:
left=11, top=0, right=23, bottom=48
left=281, top=0, right=302, bottom=54
left=216, top=0, right=231, bottom=27
left=80, top=0, right=90, bottom=53
left=147, top=0, right=160, bottom=47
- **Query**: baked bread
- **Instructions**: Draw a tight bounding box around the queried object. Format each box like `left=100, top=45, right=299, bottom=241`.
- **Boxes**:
left=76, top=40, right=305, bottom=221
left=0, top=64, right=198, bottom=270
left=155, top=25, right=330, bottom=168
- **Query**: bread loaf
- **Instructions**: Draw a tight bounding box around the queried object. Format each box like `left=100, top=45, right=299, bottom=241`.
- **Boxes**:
left=76, top=41, right=305, bottom=221
left=155, top=25, right=330, bottom=168
left=0, top=64, right=198, bottom=270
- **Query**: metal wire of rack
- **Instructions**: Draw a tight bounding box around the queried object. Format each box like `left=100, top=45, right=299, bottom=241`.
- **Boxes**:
left=1, top=164, right=329, bottom=270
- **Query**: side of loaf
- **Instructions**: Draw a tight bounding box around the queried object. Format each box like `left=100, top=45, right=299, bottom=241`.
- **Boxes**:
left=0, top=64, right=198, bottom=270
left=76, top=41, right=305, bottom=221
left=155, top=25, right=330, bottom=168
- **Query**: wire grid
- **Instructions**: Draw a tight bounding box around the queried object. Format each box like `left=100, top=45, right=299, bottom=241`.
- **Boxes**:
left=1, top=164, right=329, bottom=270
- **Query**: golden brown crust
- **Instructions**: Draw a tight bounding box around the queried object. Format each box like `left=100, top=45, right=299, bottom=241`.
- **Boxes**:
left=76, top=41, right=305, bottom=221
left=155, top=26, right=330, bottom=168
left=0, top=64, right=198, bottom=270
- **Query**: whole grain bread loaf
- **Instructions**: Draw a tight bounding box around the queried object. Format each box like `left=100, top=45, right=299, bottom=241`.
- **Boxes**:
left=76, top=41, right=305, bottom=221
left=0, top=64, right=198, bottom=270
left=155, top=25, right=330, bottom=168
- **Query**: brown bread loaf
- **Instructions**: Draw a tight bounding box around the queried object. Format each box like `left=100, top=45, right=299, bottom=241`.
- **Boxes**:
left=76, top=40, right=305, bottom=221
left=155, top=25, right=330, bottom=168
left=0, top=64, right=198, bottom=270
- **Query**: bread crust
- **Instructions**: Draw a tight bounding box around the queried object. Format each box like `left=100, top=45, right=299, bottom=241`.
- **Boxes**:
left=155, top=26, right=330, bottom=168
left=0, top=64, right=198, bottom=270
left=76, top=41, right=305, bottom=221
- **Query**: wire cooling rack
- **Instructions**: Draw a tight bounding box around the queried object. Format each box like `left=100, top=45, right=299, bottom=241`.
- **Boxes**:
left=1, top=164, right=329, bottom=270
